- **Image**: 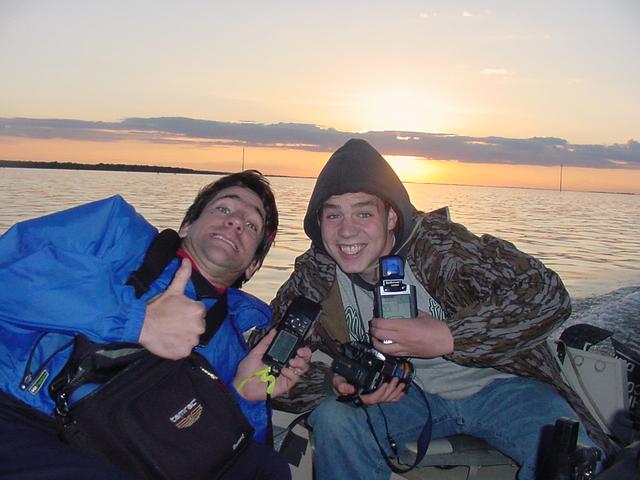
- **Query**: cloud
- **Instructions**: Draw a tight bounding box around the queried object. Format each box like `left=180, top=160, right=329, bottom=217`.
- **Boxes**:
left=1, top=117, right=639, bottom=170
left=418, top=11, right=437, bottom=19
left=481, top=68, right=513, bottom=76
left=462, top=9, right=492, bottom=18
left=498, top=33, right=552, bottom=41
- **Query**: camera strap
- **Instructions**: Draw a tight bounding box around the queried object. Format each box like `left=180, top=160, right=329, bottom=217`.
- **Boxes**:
left=361, top=381, right=432, bottom=474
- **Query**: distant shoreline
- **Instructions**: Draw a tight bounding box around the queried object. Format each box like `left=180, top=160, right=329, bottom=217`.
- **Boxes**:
left=1, top=159, right=636, bottom=196
left=0, top=159, right=315, bottom=180
left=0, top=159, right=231, bottom=176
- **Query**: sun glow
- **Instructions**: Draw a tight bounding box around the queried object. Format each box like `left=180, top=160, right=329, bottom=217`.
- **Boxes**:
left=354, top=86, right=455, bottom=134
left=384, top=155, right=436, bottom=183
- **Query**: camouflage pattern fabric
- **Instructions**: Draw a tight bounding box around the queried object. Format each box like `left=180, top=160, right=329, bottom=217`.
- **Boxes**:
left=251, top=211, right=615, bottom=456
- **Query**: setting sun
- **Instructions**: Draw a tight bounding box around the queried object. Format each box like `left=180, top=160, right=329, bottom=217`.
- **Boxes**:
left=385, top=154, right=437, bottom=183
left=355, top=85, right=455, bottom=134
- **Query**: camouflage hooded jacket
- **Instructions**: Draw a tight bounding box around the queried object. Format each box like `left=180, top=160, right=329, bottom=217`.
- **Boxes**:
left=260, top=211, right=614, bottom=456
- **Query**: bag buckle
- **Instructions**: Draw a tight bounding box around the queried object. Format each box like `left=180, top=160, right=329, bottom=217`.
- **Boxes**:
left=55, top=391, right=70, bottom=417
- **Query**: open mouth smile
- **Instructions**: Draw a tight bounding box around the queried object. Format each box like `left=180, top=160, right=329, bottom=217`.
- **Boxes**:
left=339, top=243, right=365, bottom=255
left=211, top=233, right=238, bottom=251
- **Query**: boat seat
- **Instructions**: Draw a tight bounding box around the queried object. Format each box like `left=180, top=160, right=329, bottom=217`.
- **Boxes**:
left=273, top=411, right=519, bottom=480
left=396, top=435, right=518, bottom=480
left=404, top=435, right=517, bottom=467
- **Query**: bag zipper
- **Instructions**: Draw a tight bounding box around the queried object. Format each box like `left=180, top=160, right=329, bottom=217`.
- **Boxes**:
left=20, top=334, right=75, bottom=393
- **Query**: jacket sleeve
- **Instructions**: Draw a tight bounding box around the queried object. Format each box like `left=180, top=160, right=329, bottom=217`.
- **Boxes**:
left=0, top=195, right=157, bottom=343
left=411, top=215, right=571, bottom=367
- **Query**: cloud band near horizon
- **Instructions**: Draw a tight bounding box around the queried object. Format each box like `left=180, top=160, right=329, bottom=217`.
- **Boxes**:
left=1, top=117, right=638, bottom=170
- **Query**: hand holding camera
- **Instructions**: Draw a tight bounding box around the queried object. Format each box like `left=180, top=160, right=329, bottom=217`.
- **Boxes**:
left=370, top=255, right=454, bottom=358
left=331, top=340, right=414, bottom=396
left=370, top=313, right=453, bottom=357
left=332, top=371, right=407, bottom=404
left=330, top=256, right=417, bottom=399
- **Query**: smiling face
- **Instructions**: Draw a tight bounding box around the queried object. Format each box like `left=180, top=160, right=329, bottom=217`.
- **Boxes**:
left=319, top=192, right=397, bottom=284
left=179, top=186, right=266, bottom=288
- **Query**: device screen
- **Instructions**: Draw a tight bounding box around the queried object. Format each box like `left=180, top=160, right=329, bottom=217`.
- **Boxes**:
left=268, top=330, right=298, bottom=363
left=380, top=294, right=413, bottom=318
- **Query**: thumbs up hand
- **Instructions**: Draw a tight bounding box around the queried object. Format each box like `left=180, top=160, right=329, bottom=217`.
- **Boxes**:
left=140, top=258, right=206, bottom=359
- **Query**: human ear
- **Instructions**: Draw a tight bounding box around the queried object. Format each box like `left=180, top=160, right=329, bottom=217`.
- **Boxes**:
left=243, top=258, right=262, bottom=282
left=178, top=222, right=190, bottom=238
left=387, top=208, right=398, bottom=231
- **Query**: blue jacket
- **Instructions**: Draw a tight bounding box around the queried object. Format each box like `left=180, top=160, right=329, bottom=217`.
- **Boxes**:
left=0, top=195, right=272, bottom=442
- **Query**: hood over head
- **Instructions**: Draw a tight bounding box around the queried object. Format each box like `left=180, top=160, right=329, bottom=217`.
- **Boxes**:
left=304, top=138, right=416, bottom=253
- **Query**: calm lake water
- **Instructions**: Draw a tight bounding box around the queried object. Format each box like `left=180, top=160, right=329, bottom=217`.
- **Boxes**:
left=1, top=168, right=639, bottom=347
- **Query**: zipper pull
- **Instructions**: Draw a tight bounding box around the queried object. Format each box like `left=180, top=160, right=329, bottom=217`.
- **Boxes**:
left=20, top=374, right=33, bottom=390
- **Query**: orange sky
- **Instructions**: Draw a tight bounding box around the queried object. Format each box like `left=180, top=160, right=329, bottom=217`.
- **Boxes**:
left=2, top=136, right=639, bottom=194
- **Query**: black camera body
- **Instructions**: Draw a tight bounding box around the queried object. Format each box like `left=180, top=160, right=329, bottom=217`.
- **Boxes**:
left=540, top=417, right=601, bottom=480
left=262, top=296, right=321, bottom=375
left=331, top=341, right=414, bottom=394
left=374, top=255, right=417, bottom=344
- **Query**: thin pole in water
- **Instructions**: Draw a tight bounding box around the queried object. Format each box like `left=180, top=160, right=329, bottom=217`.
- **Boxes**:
left=559, top=163, right=563, bottom=192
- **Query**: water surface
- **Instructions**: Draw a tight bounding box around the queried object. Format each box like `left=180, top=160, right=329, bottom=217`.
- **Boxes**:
left=2, top=168, right=638, bottom=347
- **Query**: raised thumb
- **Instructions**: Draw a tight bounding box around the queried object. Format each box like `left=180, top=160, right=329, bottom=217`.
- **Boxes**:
left=166, top=258, right=192, bottom=295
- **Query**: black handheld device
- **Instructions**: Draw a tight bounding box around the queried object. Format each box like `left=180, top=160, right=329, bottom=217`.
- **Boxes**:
left=374, top=255, right=417, bottom=344
left=262, top=296, right=321, bottom=375
left=331, top=341, right=414, bottom=394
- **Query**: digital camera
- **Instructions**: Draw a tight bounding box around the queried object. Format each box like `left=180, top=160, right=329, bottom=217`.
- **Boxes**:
left=331, top=341, right=414, bottom=394
left=374, top=255, right=417, bottom=344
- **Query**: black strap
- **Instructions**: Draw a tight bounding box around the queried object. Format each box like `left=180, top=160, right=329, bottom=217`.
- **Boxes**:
left=275, top=410, right=312, bottom=448
left=362, top=381, right=432, bottom=474
left=126, top=229, right=182, bottom=297
left=273, top=410, right=312, bottom=463
left=198, top=290, right=228, bottom=346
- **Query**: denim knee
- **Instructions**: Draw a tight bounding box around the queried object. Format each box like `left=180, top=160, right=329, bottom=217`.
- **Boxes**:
left=308, top=396, right=364, bottom=439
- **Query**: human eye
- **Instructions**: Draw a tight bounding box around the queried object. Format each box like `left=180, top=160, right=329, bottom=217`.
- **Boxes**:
left=321, top=207, right=341, bottom=220
left=245, top=220, right=258, bottom=232
left=357, top=210, right=373, bottom=219
left=216, top=206, right=230, bottom=214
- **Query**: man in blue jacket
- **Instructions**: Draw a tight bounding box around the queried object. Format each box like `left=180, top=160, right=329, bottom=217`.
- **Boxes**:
left=0, top=170, right=310, bottom=480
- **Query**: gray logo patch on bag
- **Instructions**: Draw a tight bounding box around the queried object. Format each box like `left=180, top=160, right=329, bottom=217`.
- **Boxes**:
left=170, top=398, right=203, bottom=429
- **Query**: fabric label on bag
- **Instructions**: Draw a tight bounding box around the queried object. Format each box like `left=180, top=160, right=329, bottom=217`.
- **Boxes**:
left=170, top=398, right=203, bottom=429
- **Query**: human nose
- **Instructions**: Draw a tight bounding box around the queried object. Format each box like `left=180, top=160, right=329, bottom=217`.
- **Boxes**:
left=225, top=212, right=244, bottom=232
left=337, top=217, right=358, bottom=237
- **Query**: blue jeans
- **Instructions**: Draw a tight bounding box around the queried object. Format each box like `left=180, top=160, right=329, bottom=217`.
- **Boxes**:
left=308, top=377, right=601, bottom=480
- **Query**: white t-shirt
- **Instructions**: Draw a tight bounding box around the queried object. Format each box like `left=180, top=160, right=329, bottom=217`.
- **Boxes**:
left=336, top=263, right=514, bottom=400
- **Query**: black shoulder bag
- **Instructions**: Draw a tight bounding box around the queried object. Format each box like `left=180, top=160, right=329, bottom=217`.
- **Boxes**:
left=49, top=230, right=254, bottom=480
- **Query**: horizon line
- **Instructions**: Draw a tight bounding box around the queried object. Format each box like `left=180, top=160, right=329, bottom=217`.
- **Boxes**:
left=1, top=158, right=637, bottom=197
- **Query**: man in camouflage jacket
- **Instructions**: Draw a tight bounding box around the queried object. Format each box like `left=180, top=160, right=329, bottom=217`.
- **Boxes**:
left=257, top=139, right=611, bottom=479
